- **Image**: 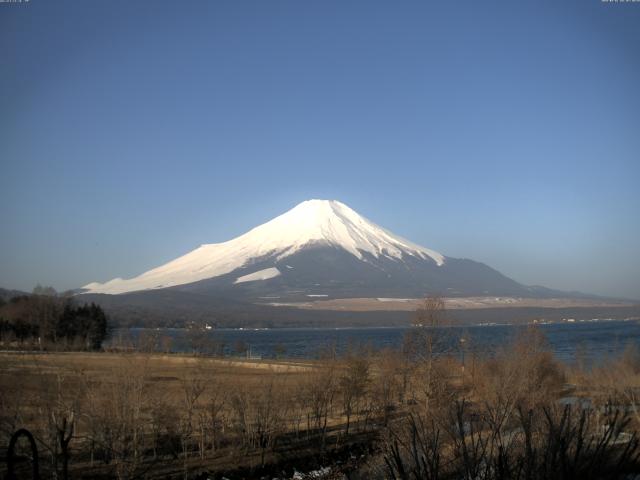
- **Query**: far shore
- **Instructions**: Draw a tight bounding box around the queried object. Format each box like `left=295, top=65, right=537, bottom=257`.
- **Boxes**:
left=261, top=295, right=638, bottom=312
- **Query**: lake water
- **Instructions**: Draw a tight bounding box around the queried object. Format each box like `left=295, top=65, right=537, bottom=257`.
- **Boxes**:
left=111, top=319, right=640, bottom=364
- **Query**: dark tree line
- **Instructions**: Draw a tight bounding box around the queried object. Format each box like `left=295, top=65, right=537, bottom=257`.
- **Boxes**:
left=58, top=302, right=108, bottom=350
left=0, top=288, right=108, bottom=350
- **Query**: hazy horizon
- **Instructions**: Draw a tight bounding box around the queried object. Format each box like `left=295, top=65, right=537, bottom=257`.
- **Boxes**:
left=1, top=1, right=639, bottom=299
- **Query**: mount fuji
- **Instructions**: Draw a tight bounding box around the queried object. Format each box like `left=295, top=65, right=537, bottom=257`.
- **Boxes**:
left=82, top=199, right=560, bottom=301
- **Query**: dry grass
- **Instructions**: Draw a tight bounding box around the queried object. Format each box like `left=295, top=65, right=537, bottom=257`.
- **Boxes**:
left=0, top=351, right=313, bottom=409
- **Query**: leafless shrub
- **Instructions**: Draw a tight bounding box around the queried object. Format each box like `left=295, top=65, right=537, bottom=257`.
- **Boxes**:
left=385, top=400, right=640, bottom=480
left=584, top=344, right=640, bottom=428
left=472, top=326, right=565, bottom=435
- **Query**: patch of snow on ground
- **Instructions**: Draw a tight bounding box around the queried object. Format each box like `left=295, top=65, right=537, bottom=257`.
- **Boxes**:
left=292, top=467, right=332, bottom=479
left=234, top=267, right=281, bottom=284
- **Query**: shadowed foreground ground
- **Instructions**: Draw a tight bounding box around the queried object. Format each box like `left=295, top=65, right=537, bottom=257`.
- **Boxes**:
left=3, top=334, right=640, bottom=479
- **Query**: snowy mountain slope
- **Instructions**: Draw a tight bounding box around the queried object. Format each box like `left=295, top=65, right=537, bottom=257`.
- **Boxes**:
left=168, top=243, right=537, bottom=301
left=82, top=200, right=445, bottom=295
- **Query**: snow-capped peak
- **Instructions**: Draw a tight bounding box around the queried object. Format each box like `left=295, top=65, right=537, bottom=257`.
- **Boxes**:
left=82, top=199, right=445, bottom=294
left=257, top=199, right=444, bottom=264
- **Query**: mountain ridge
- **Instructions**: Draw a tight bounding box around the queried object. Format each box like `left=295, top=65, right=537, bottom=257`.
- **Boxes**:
left=80, top=199, right=606, bottom=304
left=82, top=199, right=446, bottom=295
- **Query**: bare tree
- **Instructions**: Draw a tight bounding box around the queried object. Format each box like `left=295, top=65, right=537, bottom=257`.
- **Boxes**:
left=179, top=365, right=206, bottom=474
left=25, top=355, right=84, bottom=480
left=203, top=382, right=227, bottom=455
left=304, top=361, right=337, bottom=451
left=339, top=351, right=370, bottom=435
left=83, top=355, right=151, bottom=479
left=405, top=295, right=452, bottom=413
left=371, top=348, right=404, bottom=426
left=253, top=375, right=288, bottom=466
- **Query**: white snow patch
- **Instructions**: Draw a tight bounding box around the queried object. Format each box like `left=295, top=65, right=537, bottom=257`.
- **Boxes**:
left=82, top=199, right=445, bottom=294
left=234, top=267, right=281, bottom=284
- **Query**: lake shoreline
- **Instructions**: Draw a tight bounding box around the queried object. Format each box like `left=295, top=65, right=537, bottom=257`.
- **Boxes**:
left=103, top=319, right=640, bottom=365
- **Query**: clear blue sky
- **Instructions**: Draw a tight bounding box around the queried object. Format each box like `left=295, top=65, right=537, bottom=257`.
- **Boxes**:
left=1, top=0, right=639, bottom=299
